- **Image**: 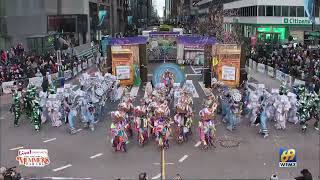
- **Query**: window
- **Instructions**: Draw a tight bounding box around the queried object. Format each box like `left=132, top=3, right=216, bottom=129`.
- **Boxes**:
left=274, top=6, right=281, bottom=16
left=258, top=5, right=265, bottom=16
left=290, top=6, right=296, bottom=17
left=266, top=6, right=273, bottom=16
left=297, top=6, right=304, bottom=17
left=253, top=6, right=257, bottom=16
left=282, top=6, right=289, bottom=16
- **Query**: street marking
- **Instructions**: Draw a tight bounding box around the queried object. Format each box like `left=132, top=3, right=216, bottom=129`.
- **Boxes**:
left=130, top=86, right=139, bottom=97
left=153, top=162, right=174, bottom=165
left=178, top=155, right=189, bottom=162
left=75, top=129, right=82, bottom=133
left=186, top=80, right=199, bottom=98
left=90, top=153, right=103, bottom=159
left=37, top=178, right=93, bottom=180
left=43, top=138, right=57, bottom=143
left=190, top=66, right=196, bottom=74
left=10, top=146, right=24, bottom=151
left=194, top=141, right=201, bottom=147
left=144, top=82, right=152, bottom=98
left=152, top=173, right=161, bottom=179
left=52, top=164, right=72, bottom=172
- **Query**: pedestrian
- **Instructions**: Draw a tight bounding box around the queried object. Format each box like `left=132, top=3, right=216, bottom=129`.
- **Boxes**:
left=174, top=174, right=182, bottom=180
left=295, top=169, right=313, bottom=180
left=270, top=174, right=278, bottom=180
left=138, top=172, right=147, bottom=180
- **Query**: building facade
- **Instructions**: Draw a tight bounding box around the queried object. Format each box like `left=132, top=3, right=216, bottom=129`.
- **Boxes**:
left=0, top=0, right=127, bottom=49
left=223, top=0, right=320, bottom=43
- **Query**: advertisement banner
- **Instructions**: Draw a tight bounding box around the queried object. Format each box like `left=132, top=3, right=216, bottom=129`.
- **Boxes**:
left=73, top=67, right=77, bottom=76
left=252, top=61, right=257, bottom=71
left=83, top=61, right=88, bottom=69
left=64, top=70, right=72, bottom=80
left=222, top=66, right=236, bottom=81
left=2, top=81, right=14, bottom=94
left=257, top=63, right=265, bottom=73
left=267, top=66, right=274, bottom=77
left=116, top=66, right=131, bottom=80
left=29, top=77, right=43, bottom=87
left=276, top=70, right=282, bottom=81
left=88, top=58, right=93, bottom=67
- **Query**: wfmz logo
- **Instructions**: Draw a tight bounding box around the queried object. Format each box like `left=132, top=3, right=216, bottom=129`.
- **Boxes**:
left=279, top=148, right=297, bottom=167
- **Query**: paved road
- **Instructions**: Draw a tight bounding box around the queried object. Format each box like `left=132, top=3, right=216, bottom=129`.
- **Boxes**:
left=0, top=64, right=319, bottom=180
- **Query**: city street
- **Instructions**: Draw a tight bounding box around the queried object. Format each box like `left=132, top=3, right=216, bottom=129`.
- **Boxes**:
left=0, top=64, right=319, bottom=180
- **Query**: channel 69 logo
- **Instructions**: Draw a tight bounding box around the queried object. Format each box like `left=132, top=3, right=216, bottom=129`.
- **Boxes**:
left=279, top=147, right=297, bottom=167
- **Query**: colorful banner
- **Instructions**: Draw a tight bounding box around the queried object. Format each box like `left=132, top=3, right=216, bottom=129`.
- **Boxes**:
left=1, top=81, right=14, bottom=94
left=176, top=36, right=216, bottom=45
left=109, top=37, right=148, bottom=45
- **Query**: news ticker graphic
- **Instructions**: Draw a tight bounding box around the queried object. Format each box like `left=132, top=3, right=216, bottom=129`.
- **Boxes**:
left=279, top=147, right=297, bottom=167
left=16, top=149, right=50, bottom=167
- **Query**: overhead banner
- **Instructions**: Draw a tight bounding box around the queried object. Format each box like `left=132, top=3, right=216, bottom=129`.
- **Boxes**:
left=2, top=81, right=15, bottom=94
left=29, top=77, right=43, bottom=87
left=222, top=66, right=236, bottom=81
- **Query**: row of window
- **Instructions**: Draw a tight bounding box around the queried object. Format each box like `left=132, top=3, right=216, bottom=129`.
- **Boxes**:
left=224, top=5, right=319, bottom=17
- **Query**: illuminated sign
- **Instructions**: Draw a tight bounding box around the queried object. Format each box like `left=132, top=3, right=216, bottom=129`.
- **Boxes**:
left=283, top=18, right=312, bottom=24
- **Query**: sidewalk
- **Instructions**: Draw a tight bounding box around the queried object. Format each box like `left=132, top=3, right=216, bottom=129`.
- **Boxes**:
left=247, top=68, right=281, bottom=89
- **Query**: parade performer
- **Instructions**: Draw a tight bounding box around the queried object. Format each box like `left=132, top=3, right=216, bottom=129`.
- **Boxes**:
left=257, top=104, right=269, bottom=138
left=118, top=98, right=134, bottom=137
left=174, top=92, right=193, bottom=143
left=226, top=90, right=242, bottom=131
left=134, top=105, right=148, bottom=145
left=84, top=102, right=96, bottom=131
left=39, top=90, right=48, bottom=124
left=110, top=111, right=128, bottom=152
left=287, top=92, right=299, bottom=124
left=24, top=85, right=37, bottom=118
left=46, top=94, right=63, bottom=127
left=68, top=99, right=78, bottom=134
left=265, top=89, right=278, bottom=122
left=246, top=90, right=260, bottom=125
left=198, top=108, right=216, bottom=149
left=313, top=93, right=320, bottom=131
left=31, top=99, right=41, bottom=131
left=10, top=91, right=21, bottom=127
left=153, top=108, right=171, bottom=149
left=297, top=87, right=310, bottom=132
left=274, top=90, right=291, bottom=130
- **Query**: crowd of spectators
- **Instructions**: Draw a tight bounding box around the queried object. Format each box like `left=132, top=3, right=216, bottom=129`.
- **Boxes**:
left=250, top=44, right=320, bottom=92
left=0, top=44, right=81, bottom=86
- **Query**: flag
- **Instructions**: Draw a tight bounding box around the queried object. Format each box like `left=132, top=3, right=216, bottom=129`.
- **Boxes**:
left=304, top=0, right=315, bottom=23
left=212, top=57, right=219, bottom=66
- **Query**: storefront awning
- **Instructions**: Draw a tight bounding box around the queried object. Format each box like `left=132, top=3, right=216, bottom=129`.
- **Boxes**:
left=109, top=37, right=148, bottom=45
left=176, top=36, right=217, bottom=45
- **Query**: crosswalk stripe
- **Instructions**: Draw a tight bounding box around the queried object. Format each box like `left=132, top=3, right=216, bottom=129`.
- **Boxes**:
left=130, top=86, right=139, bottom=97
left=144, top=82, right=151, bottom=98
left=186, top=80, right=199, bottom=98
